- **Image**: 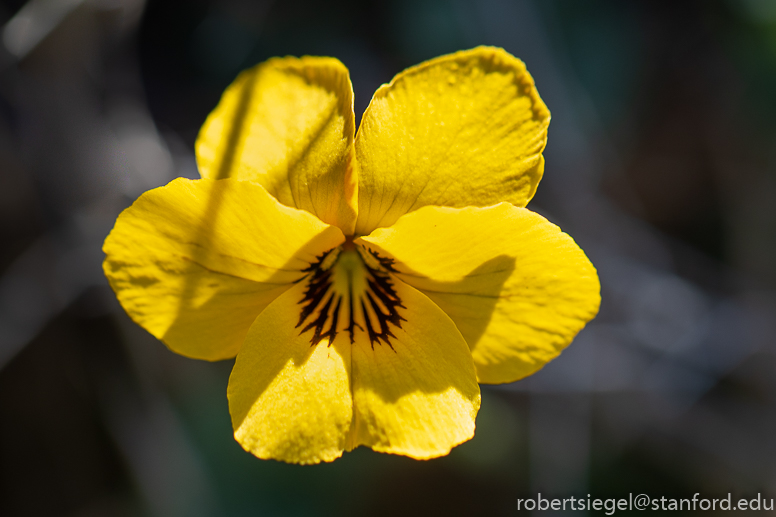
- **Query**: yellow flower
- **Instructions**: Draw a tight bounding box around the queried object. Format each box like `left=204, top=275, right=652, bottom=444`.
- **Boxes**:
left=103, top=47, right=600, bottom=464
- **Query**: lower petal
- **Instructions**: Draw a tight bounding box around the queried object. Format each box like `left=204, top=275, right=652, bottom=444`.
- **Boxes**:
left=347, top=277, right=480, bottom=459
left=228, top=281, right=352, bottom=464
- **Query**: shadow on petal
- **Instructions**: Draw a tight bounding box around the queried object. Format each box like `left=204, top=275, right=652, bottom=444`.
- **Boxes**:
left=394, top=254, right=516, bottom=355
left=164, top=226, right=342, bottom=360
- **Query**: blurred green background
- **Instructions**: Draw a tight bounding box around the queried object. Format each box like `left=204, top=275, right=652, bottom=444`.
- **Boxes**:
left=1, top=0, right=775, bottom=515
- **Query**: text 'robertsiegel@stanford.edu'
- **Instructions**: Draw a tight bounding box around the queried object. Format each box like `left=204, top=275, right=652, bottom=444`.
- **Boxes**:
left=517, top=493, right=774, bottom=513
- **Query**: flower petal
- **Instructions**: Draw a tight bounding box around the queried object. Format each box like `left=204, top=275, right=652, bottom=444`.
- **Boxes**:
left=346, top=277, right=480, bottom=458
left=353, top=46, right=550, bottom=235
left=196, top=56, right=357, bottom=233
left=228, top=281, right=352, bottom=464
left=103, top=178, right=344, bottom=360
left=361, top=203, right=600, bottom=384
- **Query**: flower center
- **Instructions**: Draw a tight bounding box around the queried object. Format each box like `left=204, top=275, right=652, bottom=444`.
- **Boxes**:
left=296, top=243, right=405, bottom=350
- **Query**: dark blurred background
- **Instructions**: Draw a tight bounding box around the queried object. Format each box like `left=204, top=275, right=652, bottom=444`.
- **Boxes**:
left=1, top=0, right=775, bottom=515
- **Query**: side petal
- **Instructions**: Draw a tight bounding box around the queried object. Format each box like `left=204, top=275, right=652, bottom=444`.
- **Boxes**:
left=361, top=204, right=600, bottom=384
left=347, top=278, right=480, bottom=459
left=228, top=281, right=352, bottom=464
left=103, top=178, right=344, bottom=360
left=354, top=46, right=550, bottom=235
left=196, top=56, right=357, bottom=234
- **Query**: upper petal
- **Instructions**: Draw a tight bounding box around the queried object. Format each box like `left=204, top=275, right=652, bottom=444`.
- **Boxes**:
left=354, top=46, right=550, bottom=235
left=103, top=178, right=344, bottom=360
left=196, top=56, right=357, bottom=234
left=361, top=203, right=600, bottom=384
left=346, top=274, right=480, bottom=458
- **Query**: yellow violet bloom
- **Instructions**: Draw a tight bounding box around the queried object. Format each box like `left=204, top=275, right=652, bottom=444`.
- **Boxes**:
left=103, top=47, right=600, bottom=464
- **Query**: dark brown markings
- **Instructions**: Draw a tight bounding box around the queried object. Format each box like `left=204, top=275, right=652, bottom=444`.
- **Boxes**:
left=296, top=247, right=405, bottom=349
